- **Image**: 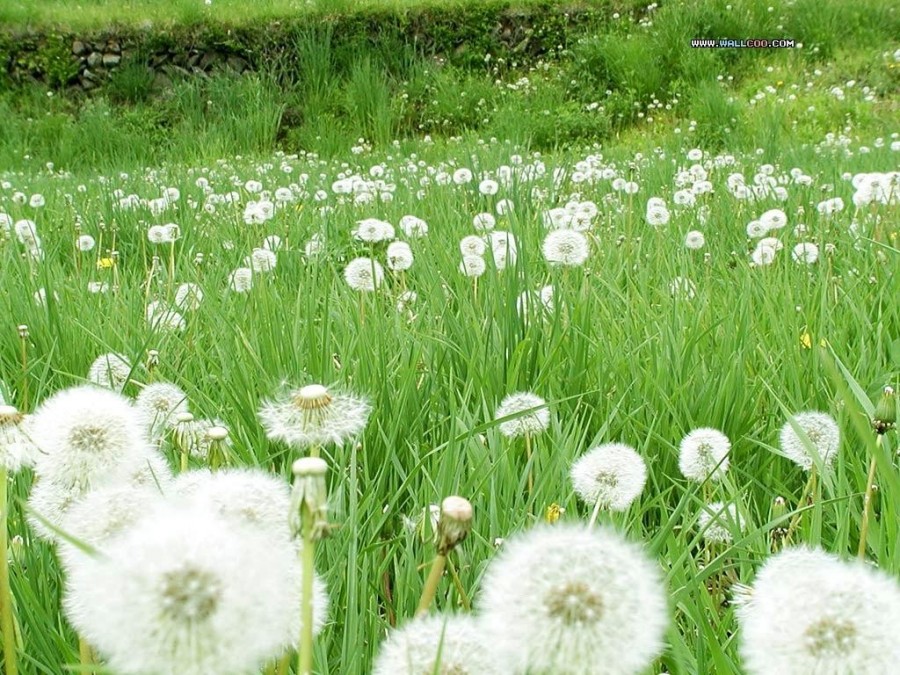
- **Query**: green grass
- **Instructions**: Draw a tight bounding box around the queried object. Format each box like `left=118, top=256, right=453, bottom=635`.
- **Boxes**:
left=0, top=0, right=617, bottom=30
left=1, top=129, right=898, bottom=672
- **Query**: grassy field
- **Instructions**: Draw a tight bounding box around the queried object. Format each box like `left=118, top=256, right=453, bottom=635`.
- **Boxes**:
left=0, top=0, right=899, bottom=673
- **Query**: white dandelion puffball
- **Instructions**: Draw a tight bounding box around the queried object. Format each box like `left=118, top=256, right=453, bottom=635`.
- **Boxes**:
left=373, top=614, right=503, bottom=675
left=64, top=507, right=320, bottom=675
left=645, top=204, right=671, bottom=227
left=678, top=427, right=731, bottom=482
left=459, top=235, right=487, bottom=257
left=737, top=547, right=900, bottom=675
left=473, top=212, right=496, bottom=231
left=759, top=208, right=787, bottom=231
left=228, top=267, right=253, bottom=293
left=249, top=247, right=277, bottom=273
left=386, top=241, right=414, bottom=271
left=353, top=218, right=394, bottom=242
left=88, top=353, right=133, bottom=390
left=344, top=257, right=384, bottom=292
left=135, top=382, right=189, bottom=438
left=779, top=411, right=840, bottom=471
left=399, top=215, right=428, bottom=238
left=58, top=484, right=164, bottom=570
left=77, top=234, right=96, bottom=252
left=792, top=242, right=819, bottom=264
left=26, top=478, right=83, bottom=541
left=174, top=283, right=204, bottom=311
left=697, top=502, right=745, bottom=544
left=175, top=468, right=292, bottom=541
left=459, top=255, right=486, bottom=278
left=479, top=524, right=668, bottom=675
left=542, top=230, right=590, bottom=267
left=488, top=231, right=517, bottom=270
left=495, top=392, right=550, bottom=438
left=28, top=385, right=148, bottom=489
left=746, top=220, right=768, bottom=238
left=258, top=383, right=371, bottom=449
left=751, top=243, right=778, bottom=266
left=0, top=406, right=38, bottom=472
left=684, top=230, right=705, bottom=250
left=570, top=443, right=647, bottom=512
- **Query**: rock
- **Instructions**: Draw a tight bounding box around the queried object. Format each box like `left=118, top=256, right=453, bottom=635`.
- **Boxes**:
left=225, top=55, right=248, bottom=73
left=86, top=52, right=102, bottom=67
left=81, top=68, right=99, bottom=82
left=102, top=53, right=121, bottom=67
left=72, top=40, right=88, bottom=56
left=198, top=51, right=218, bottom=70
left=106, top=41, right=121, bottom=54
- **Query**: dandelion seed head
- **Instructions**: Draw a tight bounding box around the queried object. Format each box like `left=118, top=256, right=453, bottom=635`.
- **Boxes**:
left=570, top=443, right=647, bottom=511
left=494, top=392, right=550, bottom=438
left=373, top=614, right=503, bottom=675
left=678, top=427, right=731, bottom=482
left=87, top=353, right=133, bottom=391
left=259, top=384, right=370, bottom=449
left=542, top=230, right=590, bottom=267
left=779, top=411, right=840, bottom=471
left=344, top=257, right=384, bottom=292
left=738, top=547, right=900, bottom=675
left=479, top=524, right=668, bottom=675
left=697, top=502, right=745, bottom=544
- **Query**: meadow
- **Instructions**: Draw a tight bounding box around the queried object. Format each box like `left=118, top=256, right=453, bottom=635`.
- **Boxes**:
left=0, top=0, right=899, bottom=674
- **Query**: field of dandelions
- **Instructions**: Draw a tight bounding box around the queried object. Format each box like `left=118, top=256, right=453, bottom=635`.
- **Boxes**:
left=1, top=10, right=900, bottom=665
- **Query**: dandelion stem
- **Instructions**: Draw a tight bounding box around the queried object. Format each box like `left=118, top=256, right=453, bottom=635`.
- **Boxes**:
left=445, top=556, right=471, bottom=611
left=0, top=469, right=18, bottom=675
left=784, top=467, right=817, bottom=545
left=415, top=554, right=447, bottom=617
left=524, top=433, right=534, bottom=498
left=587, top=498, right=604, bottom=529
left=275, top=652, right=291, bottom=675
left=857, top=436, right=882, bottom=559
left=298, top=507, right=316, bottom=675
left=17, top=333, right=27, bottom=414
left=77, top=638, right=93, bottom=674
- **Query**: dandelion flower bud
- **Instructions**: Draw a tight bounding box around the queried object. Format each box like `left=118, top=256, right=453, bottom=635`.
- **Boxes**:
left=436, top=496, right=473, bottom=555
left=373, top=614, right=502, bottom=675
left=259, top=384, right=370, bottom=449
left=64, top=507, right=308, bottom=675
left=678, top=427, right=731, bottom=483
left=290, top=456, right=329, bottom=540
left=737, top=547, right=900, bottom=674
left=873, top=385, right=896, bottom=435
left=344, top=257, right=384, bottom=292
left=494, top=392, right=550, bottom=439
left=0, top=405, right=37, bottom=472
left=779, top=411, right=840, bottom=471
left=570, top=443, right=647, bottom=512
left=479, top=524, right=668, bottom=675
left=697, top=502, right=745, bottom=545
left=542, top=230, right=590, bottom=267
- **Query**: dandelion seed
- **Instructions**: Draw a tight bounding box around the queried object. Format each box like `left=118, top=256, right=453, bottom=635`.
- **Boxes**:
left=737, top=547, right=900, bottom=674
left=678, top=427, right=731, bottom=483
left=570, top=443, right=647, bottom=512
left=779, top=412, right=840, bottom=471
left=479, top=524, right=668, bottom=675
left=495, top=392, right=550, bottom=439
left=258, top=384, right=371, bottom=449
